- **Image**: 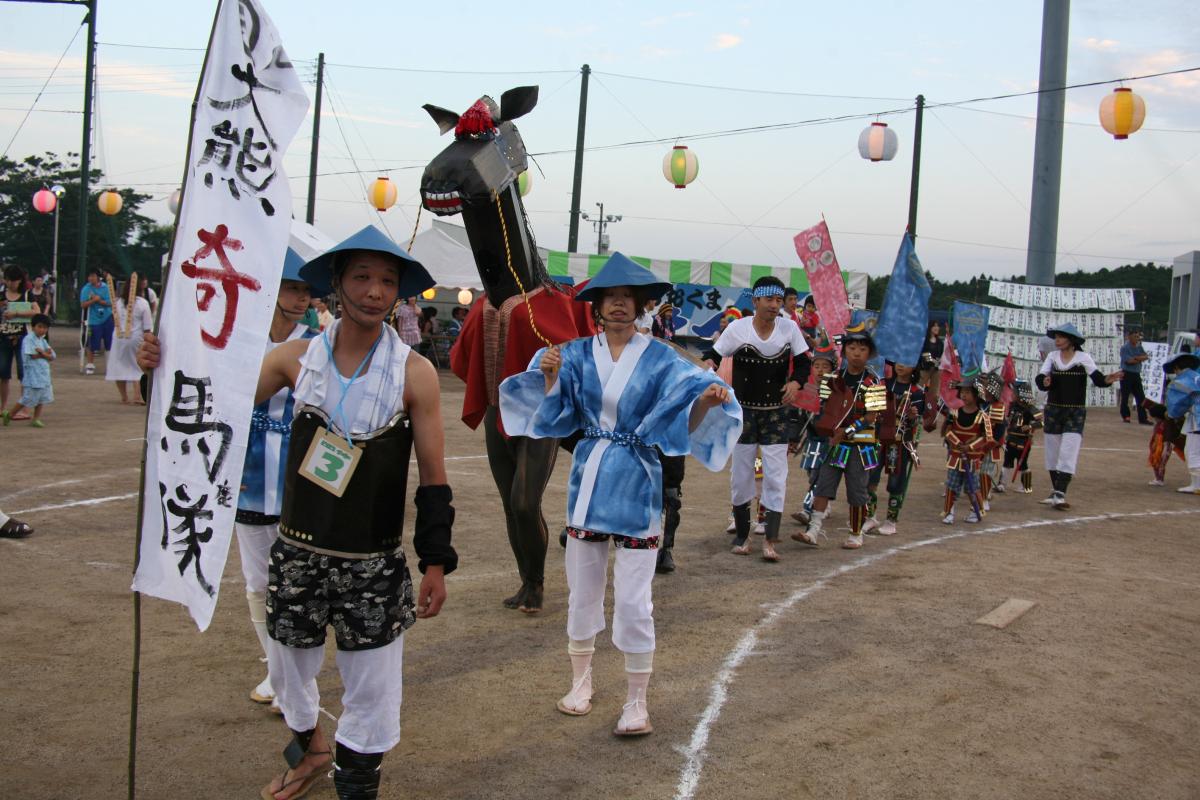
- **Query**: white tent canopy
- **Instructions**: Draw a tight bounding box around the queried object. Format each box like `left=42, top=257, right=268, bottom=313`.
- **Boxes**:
left=408, top=220, right=483, bottom=289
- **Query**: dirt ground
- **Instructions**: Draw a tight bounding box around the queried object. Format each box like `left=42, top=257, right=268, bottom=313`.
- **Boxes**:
left=2, top=326, right=1198, bottom=800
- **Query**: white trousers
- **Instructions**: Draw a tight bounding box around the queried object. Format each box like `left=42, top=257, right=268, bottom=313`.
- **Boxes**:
left=730, top=443, right=788, bottom=511
left=1186, top=432, right=1200, bottom=471
left=235, top=522, right=276, bottom=594
left=565, top=536, right=656, bottom=654
left=1043, top=432, right=1082, bottom=474
left=268, top=636, right=405, bottom=754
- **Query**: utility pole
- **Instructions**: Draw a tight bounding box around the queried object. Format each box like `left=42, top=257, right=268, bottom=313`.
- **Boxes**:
left=907, top=94, right=925, bottom=239
left=305, top=52, right=324, bottom=224
left=580, top=202, right=621, bottom=255
left=567, top=64, right=590, bottom=253
left=77, top=0, right=96, bottom=299
left=1025, top=0, right=1070, bottom=286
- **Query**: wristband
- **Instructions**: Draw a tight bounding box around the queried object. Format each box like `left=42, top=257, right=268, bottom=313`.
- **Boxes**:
left=414, top=484, right=459, bottom=575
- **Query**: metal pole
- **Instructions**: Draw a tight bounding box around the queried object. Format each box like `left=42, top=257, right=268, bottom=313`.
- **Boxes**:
left=567, top=64, right=590, bottom=253
left=305, top=52, right=324, bottom=224
left=1025, top=0, right=1071, bottom=287
left=596, top=201, right=603, bottom=254
left=76, top=0, right=96, bottom=293
left=907, top=94, right=925, bottom=239
left=52, top=202, right=62, bottom=320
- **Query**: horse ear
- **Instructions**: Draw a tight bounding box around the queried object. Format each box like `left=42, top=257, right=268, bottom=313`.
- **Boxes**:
left=499, top=86, right=539, bottom=122
left=422, top=104, right=461, bottom=135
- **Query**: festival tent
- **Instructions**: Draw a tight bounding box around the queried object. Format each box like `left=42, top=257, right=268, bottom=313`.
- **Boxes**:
left=408, top=220, right=484, bottom=290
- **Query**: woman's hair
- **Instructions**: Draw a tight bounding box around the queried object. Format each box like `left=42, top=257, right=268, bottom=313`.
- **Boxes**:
left=926, top=320, right=940, bottom=337
left=3, top=264, right=27, bottom=283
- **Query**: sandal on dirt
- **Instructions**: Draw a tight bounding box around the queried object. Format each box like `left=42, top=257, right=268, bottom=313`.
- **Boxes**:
left=730, top=542, right=751, bottom=556
left=762, top=542, right=780, bottom=562
left=260, top=751, right=331, bottom=800
left=613, top=697, right=653, bottom=737
left=556, top=669, right=593, bottom=716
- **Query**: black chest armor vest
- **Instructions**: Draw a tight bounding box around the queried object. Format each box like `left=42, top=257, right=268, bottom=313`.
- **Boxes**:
left=279, top=405, right=413, bottom=558
left=731, top=344, right=791, bottom=410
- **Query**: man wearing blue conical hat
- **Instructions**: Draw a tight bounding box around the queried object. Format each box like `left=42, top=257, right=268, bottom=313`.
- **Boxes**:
left=500, top=252, right=741, bottom=738
left=139, top=225, right=459, bottom=800
left=1035, top=323, right=1122, bottom=509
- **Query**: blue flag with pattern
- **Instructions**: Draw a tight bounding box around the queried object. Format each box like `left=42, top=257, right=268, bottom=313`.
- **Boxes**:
left=874, top=233, right=931, bottom=367
left=952, top=300, right=991, bottom=375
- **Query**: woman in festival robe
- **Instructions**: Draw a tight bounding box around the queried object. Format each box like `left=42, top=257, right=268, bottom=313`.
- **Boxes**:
left=500, top=252, right=741, bottom=737
left=106, top=277, right=153, bottom=404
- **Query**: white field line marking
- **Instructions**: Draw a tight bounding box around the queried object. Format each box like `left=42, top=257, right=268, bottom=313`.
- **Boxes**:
left=673, top=508, right=1200, bottom=800
left=11, top=492, right=138, bottom=516
left=0, top=467, right=141, bottom=505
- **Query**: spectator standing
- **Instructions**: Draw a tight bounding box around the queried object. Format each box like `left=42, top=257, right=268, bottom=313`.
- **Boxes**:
left=28, top=274, right=52, bottom=322
left=2, top=314, right=55, bottom=428
left=394, top=296, right=422, bottom=348
left=106, top=278, right=153, bottom=404
left=1, top=265, right=41, bottom=413
left=1118, top=327, right=1151, bottom=424
left=79, top=267, right=113, bottom=375
left=651, top=304, right=674, bottom=341
left=445, top=306, right=468, bottom=338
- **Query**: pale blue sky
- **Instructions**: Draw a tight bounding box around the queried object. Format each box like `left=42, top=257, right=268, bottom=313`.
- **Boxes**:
left=2, top=1, right=1197, bottom=281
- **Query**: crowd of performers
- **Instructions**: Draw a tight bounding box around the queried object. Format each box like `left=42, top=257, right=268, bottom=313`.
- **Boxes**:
left=128, top=233, right=1200, bottom=799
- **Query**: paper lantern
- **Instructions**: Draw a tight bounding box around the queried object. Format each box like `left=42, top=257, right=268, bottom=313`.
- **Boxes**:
left=97, top=189, right=123, bottom=215
left=32, top=189, right=57, bottom=214
left=168, top=188, right=182, bottom=215
left=368, top=176, right=398, bottom=211
left=517, top=170, right=532, bottom=197
left=1099, top=87, right=1146, bottom=140
left=457, top=288, right=473, bottom=305
left=662, top=145, right=699, bottom=189
left=858, top=121, right=898, bottom=162
left=421, top=287, right=437, bottom=300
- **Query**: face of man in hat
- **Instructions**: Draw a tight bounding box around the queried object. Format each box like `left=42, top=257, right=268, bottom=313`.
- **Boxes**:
left=277, top=279, right=313, bottom=322
left=335, top=250, right=402, bottom=326
left=599, top=286, right=638, bottom=326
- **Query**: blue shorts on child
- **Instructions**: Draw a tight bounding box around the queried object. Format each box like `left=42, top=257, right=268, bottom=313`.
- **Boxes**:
left=20, top=384, right=53, bottom=407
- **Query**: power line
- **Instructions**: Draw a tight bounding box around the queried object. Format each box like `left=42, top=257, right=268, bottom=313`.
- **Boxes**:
left=593, top=70, right=912, bottom=101
left=324, top=61, right=574, bottom=76
left=2, top=20, right=83, bottom=160
left=97, top=40, right=206, bottom=52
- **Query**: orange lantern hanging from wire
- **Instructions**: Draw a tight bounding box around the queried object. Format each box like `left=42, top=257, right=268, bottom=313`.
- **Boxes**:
left=33, top=188, right=57, bottom=214
left=662, top=144, right=699, bottom=189
left=858, top=121, right=898, bottom=162
left=368, top=176, right=398, bottom=211
left=97, top=189, right=123, bottom=216
left=1099, top=87, right=1146, bottom=140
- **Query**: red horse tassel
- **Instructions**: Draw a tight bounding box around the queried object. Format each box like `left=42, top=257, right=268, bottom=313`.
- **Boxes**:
left=455, top=100, right=496, bottom=138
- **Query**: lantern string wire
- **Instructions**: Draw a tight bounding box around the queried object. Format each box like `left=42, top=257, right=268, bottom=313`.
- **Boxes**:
left=2, top=21, right=84, bottom=160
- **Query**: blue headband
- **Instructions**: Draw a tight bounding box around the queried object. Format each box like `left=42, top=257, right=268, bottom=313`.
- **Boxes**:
left=753, top=285, right=785, bottom=298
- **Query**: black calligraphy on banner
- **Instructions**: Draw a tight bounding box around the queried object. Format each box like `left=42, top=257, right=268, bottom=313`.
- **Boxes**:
left=156, top=370, right=236, bottom=598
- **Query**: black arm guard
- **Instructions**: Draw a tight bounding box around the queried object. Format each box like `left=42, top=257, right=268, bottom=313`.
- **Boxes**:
left=414, top=484, right=458, bottom=575
left=1089, top=369, right=1109, bottom=388
left=1035, top=373, right=1050, bottom=392
left=789, top=351, right=811, bottom=386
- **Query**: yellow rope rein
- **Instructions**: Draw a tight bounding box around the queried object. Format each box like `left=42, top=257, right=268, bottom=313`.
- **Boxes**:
left=492, top=188, right=550, bottom=347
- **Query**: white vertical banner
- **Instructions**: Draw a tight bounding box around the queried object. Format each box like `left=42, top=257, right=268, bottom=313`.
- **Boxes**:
left=132, top=0, right=309, bottom=630
left=1142, top=342, right=1171, bottom=404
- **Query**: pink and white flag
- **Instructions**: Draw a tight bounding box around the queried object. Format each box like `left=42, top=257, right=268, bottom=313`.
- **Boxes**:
left=132, top=0, right=309, bottom=631
left=793, top=220, right=850, bottom=337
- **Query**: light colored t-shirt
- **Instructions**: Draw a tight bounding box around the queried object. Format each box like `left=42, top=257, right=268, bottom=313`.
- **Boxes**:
left=21, top=333, right=53, bottom=388
left=80, top=282, right=112, bottom=325
left=713, top=315, right=810, bottom=359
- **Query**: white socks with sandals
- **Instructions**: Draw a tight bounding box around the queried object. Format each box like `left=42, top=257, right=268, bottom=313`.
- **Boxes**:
left=558, top=640, right=654, bottom=735
left=557, top=637, right=595, bottom=715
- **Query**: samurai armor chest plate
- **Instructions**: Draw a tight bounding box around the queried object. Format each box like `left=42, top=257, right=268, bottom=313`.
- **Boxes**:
left=731, top=344, right=791, bottom=410
left=279, top=405, right=414, bottom=558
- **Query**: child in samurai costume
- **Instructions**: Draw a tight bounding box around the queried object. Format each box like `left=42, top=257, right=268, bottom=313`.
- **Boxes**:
left=941, top=378, right=996, bottom=524
left=790, top=343, right=839, bottom=525
left=1001, top=380, right=1043, bottom=494
left=793, top=325, right=886, bottom=550
left=863, top=359, right=926, bottom=536
left=1164, top=352, right=1200, bottom=494
left=972, top=370, right=1007, bottom=505
left=713, top=275, right=810, bottom=561
left=1035, top=323, right=1122, bottom=509
left=500, top=253, right=741, bottom=737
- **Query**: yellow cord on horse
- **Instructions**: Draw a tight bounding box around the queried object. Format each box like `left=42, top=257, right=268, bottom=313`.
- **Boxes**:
left=492, top=188, right=551, bottom=347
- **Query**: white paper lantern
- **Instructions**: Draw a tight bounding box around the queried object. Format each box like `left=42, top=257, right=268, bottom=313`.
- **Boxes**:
left=857, top=122, right=898, bottom=162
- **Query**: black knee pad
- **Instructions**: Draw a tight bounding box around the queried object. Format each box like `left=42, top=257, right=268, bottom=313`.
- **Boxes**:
left=334, top=743, right=383, bottom=800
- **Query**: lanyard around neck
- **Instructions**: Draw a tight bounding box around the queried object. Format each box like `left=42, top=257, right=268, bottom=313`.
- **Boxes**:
left=322, top=328, right=384, bottom=448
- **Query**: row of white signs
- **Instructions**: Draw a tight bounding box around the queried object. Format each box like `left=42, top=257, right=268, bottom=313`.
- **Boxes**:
left=985, top=330, right=1125, bottom=364
left=984, top=305, right=1125, bottom=339
left=988, top=281, right=1136, bottom=311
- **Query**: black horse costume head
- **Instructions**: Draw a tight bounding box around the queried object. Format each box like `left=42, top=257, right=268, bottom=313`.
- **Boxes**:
left=421, top=86, right=552, bottom=307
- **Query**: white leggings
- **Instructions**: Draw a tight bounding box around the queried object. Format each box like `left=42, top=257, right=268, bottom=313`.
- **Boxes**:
left=1186, top=432, right=1200, bottom=471
left=1043, top=432, right=1082, bottom=474
left=565, top=536, right=656, bottom=654
left=235, top=522, right=276, bottom=594
left=268, top=636, right=405, bottom=754
left=731, top=443, right=788, bottom=511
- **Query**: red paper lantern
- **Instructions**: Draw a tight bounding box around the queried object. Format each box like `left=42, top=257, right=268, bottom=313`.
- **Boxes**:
left=33, top=189, right=57, bottom=214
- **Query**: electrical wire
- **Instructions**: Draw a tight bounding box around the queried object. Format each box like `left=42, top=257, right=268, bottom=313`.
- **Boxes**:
left=593, top=70, right=912, bottom=101
left=1, top=21, right=83, bottom=159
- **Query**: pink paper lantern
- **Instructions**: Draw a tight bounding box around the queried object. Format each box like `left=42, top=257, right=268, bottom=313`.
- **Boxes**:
left=33, top=189, right=57, bottom=214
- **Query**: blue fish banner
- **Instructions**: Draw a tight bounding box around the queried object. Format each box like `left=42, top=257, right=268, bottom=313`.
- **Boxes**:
left=874, top=233, right=931, bottom=367
left=952, top=300, right=991, bottom=375
left=661, top=283, right=753, bottom=336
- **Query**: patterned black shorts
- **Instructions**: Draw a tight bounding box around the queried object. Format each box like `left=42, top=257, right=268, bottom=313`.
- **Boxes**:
left=567, top=528, right=659, bottom=550
left=1043, top=404, right=1087, bottom=436
left=738, top=406, right=792, bottom=446
left=266, top=539, right=415, bottom=652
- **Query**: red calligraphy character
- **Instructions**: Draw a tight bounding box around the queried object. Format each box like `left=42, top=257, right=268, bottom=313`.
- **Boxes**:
left=180, top=224, right=261, bottom=349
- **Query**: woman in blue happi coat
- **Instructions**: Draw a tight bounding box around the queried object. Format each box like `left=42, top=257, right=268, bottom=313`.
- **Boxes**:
left=500, top=252, right=741, bottom=737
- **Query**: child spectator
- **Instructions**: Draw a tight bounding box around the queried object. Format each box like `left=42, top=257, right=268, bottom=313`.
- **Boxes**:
left=2, top=314, right=55, bottom=428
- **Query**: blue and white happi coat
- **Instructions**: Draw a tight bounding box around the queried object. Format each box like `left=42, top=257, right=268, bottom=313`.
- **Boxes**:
left=500, top=332, right=742, bottom=539
left=1167, top=368, right=1200, bottom=435
left=239, top=323, right=318, bottom=517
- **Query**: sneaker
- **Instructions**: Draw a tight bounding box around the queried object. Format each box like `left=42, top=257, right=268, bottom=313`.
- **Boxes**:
left=1039, top=494, right=1058, bottom=505
left=861, top=516, right=880, bottom=534
left=877, top=520, right=897, bottom=536
left=994, top=482, right=1006, bottom=494
left=941, top=512, right=954, bottom=525
left=753, top=521, right=765, bottom=536
left=84, top=363, right=95, bottom=375
left=841, top=533, right=863, bottom=550
left=1148, top=479, right=1165, bottom=487
left=983, top=500, right=991, bottom=512
left=965, top=511, right=981, bottom=523
left=250, top=676, right=274, bottom=704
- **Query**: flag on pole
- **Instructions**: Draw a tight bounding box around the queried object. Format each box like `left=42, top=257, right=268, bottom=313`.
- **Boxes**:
left=132, top=0, right=310, bottom=631
left=940, top=335, right=964, bottom=411
left=874, top=233, right=931, bottom=367
left=794, top=220, right=850, bottom=337
left=951, top=300, right=991, bottom=376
